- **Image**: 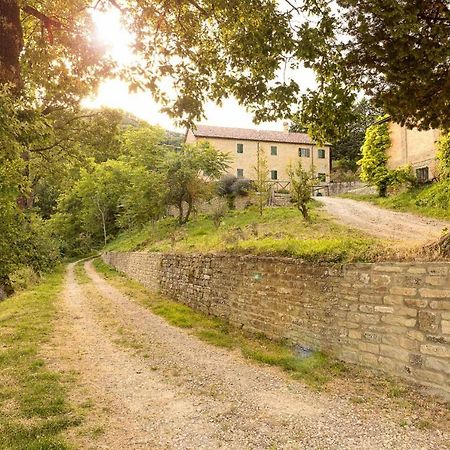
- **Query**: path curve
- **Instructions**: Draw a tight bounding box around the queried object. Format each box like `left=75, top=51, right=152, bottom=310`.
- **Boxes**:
left=48, top=262, right=449, bottom=449
left=317, top=197, right=449, bottom=242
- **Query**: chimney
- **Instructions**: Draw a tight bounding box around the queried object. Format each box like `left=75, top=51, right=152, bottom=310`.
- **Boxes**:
left=283, top=121, right=290, bottom=133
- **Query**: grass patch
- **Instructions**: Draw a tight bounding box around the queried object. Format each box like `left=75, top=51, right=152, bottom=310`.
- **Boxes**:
left=92, top=258, right=345, bottom=388
left=74, top=261, right=90, bottom=284
left=0, top=266, right=80, bottom=449
left=106, top=205, right=393, bottom=262
left=341, top=184, right=450, bottom=222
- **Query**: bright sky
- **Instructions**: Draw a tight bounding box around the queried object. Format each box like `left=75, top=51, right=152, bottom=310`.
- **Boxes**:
left=82, top=8, right=316, bottom=133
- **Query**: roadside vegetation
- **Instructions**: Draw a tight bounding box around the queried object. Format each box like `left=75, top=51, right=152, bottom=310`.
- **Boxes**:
left=341, top=185, right=450, bottom=222
left=345, top=130, right=450, bottom=223
left=0, top=267, right=79, bottom=449
left=105, top=204, right=389, bottom=263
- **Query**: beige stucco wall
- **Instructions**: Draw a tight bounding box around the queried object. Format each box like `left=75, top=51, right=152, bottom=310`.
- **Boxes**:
left=386, top=123, right=441, bottom=179
left=186, top=130, right=331, bottom=181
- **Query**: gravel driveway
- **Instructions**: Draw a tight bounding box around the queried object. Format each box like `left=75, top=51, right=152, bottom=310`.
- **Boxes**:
left=317, top=197, right=449, bottom=243
left=45, top=262, right=450, bottom=449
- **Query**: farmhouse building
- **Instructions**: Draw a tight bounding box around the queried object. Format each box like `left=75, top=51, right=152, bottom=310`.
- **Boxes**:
left=185, top=125, right=331, bottom=183
left=381, top=119, right=441, bottom=182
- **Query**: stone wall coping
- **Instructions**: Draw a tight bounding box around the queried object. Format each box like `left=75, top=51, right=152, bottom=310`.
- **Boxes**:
left=103, top=251, right=450, bottom=268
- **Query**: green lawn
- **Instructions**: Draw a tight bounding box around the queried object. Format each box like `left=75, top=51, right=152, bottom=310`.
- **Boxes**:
left=106, top=204, right=390, bottom=262
left=0, top=267, right=80, bottom=450
left=340, top=183, right=450, bottom=222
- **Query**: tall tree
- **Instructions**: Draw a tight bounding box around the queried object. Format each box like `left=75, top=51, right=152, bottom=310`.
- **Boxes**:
left=2, top=1, right=449, bottom=135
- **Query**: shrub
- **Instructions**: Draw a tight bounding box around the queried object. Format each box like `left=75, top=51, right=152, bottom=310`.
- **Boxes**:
left=358, top=119, right=414, bottom=196
left=437, top=131, right=450, bottom=179
left=217, top=175, right=252, bottom=209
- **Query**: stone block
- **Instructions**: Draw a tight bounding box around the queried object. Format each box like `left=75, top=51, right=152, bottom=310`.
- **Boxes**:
left=404, top=298, right=428, bottom=308
left=348, top=312, right=380, bottom=325
left=408, top=353, right=424, bottom=368
left=373, top=265, right=402, bottom=273
left=442, top=320, right=450, bottom=335
left=430, top=301, right=450, bottom=310
left=424, top=356, right=450, bottom=375
left=381, top=315, right=416, bottom=328
left=425, top=276, right=448, bottom=286
left=374, top=306, right=394, bottom=314
left=418, top=311, right=440, bottom=333
left=383, top=294, right=404, bottom=305
left=412, top=369, right=445, bottom=386
left=406, top=330, right=425, bottom=342
left=348, top=329, right=362, bottom=340
left=372, top=274, right=391, bottom=286
left=407, top=267, right=426, bottom=274
left=358, top=342, right=380, bottom=354
left=340, top=349, right=358, bottom=364
left=359, top=352, right=379, bottom=366
left=390, top=287, right=417, bottom=296
left=359, top=293, right=383, bottom=304
left=420, top=288, right=450, bottom=299
left=420, top=343, right=450, bottom=358
left=427, top=266, right=448, bottom=276
left=363, top=331, right=382, bottom=343
left=380, top=344, right=410, bottom=362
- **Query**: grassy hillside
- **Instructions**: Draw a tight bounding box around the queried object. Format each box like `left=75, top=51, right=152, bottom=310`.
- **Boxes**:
left=341, top=183, right=450, bottom=221
left=0, top=267, right=80, bottom=449
left=106, top=204, right=392, bottom=262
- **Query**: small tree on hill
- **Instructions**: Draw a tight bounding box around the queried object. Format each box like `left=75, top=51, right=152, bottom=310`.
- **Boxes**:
left=164, top=142, right=229, bottom=225
left=288, top=161, right=314, bottom=221
left=253, top=144, right=269, bottom=216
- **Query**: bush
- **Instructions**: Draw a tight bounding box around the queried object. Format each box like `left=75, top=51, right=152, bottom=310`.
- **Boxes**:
left=217, top=175, right=252, bottom=209
left=416, top=180, right=450, bottom=211
left=437, top=132, right=450, bottom=179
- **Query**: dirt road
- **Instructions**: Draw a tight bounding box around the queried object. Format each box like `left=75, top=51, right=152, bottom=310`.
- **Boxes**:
left=317, top=197, right=449, bottom=242
left=47, top=262, right=449, bottom=449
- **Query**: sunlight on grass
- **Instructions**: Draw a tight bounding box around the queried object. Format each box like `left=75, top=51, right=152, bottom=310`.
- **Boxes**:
left=0, top=266, right=80, bottom=449
left=105, top=205, right=388, bottom=262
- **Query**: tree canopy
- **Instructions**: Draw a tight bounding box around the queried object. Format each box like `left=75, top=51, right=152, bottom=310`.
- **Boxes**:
left=1, top=0, right=449, bottom=139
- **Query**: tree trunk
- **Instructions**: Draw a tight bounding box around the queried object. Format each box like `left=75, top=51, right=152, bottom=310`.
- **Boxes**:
left=184, top=195, right=193, bottom=224
left=378, top=182, right=388, bottom=198
left=299, top=202, right=309, bottom=221
left=178, top=201, right=184, bottom=225
left=95, top=197, right=107, bottom=246
left=0, top=0, right=23, bottom=88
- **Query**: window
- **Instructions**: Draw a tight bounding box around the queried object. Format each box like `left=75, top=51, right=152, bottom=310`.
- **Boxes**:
left=237, top=168, right=244, bottom=178
left=416, top=167, right=429, bottom=183
left=299, top=147, right=310, bottom=157
left=318, top=149, right=326, bottom=159
left=317, top=173, right=326, bottom=182
left=271, top=146, right=277, bottom=156
left=236, top=143, right=244, bottom=154
left=270, top=170, right=278, bottom=180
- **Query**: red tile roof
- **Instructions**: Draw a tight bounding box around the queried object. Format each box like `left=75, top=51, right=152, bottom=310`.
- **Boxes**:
left=191, top=125, right=320, bottom=145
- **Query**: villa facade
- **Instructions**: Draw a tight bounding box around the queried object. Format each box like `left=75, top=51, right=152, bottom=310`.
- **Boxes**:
left=383, top=119, right=441, bottom=182
left=185, top=125, right=331, bottom=183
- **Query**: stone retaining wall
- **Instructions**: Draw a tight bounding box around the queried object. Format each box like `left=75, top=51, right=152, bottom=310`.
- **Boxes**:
left=103, top=251, right=450, bottom=398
